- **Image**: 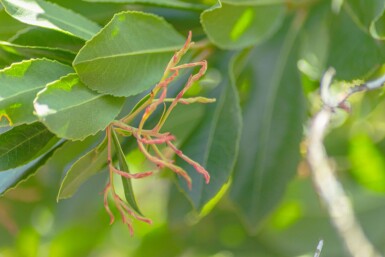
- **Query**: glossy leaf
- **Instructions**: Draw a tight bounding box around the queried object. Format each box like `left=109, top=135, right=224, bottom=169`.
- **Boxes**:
left=111, top=129, right=144, bottom=215
left=201, top=0, right=284, bottom=49
left=229, top=18, right=306, bottom=230
left=0, top=41, right=76, bottom=65
left=0, top=59, right=73, bottom=126
left=83, top=0, right=208, bottom=10
left=34, top=74, right=124, bottom=140
left=176, top=63, right=242, bottom=210
left=48, top=0, right=127, bottom=25
left=0, top=0, right=101, bottom=40
left=58, top=137, right=107, bottom=200
left=0, top=9, right=26, bottom=40
left=0, top=122, right=58, bottom=171
left=73, top=11, right=185, bottom=97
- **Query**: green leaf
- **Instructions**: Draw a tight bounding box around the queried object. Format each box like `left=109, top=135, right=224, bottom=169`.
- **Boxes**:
left=229, top=17, right=306, bottom=231
left=349, top=133, right=385, bottom=192
left=0, top=40, right=76, bottom=65
left=33, top=74, right=124, bottom=140
left=57, top=137, right=107, bottom=200
left=344, top=0, right=385, bottom=39
left=10, top=27, right=84, bottom=52
left=47, top=0, right=128, bottom=25
left=83, top=0, right=208, bottom=10
left=0, top=9, right=26, bottom=40
left=327, top=8, right=385, bottom=80
left=298, top=2, right=385, bottom=81
left=0, top=59, right=73, bottom=126
left=0, top=0, right=101, bottom=40
left=0, top=140, right=62, bottom=196
left=73, top=11, right=185, bottom=97
left=297, top=4, right=329, bottom=80
left=175, top=62, right=242, bottom=210
left=221, top=0, right=285, bottom=3
left=0, top=122, right=58, bottom=171
left=0, top=45, right=24, bottom=69
left=111, top=129, right=144, bottom=216
left=201, top=0, right=284, bottom=49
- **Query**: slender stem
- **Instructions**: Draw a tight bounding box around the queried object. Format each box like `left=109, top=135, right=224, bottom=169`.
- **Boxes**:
left=314, top=239, right=324, bottom=257
left=307, top=69, right=383, bottom=257
left=154, top=60, right=207, bottom=132
left=153, top=97, right=216, bottom=104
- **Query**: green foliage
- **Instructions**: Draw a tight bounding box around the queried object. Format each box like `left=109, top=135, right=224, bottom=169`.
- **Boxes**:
left=0, top=59, right=73, bottom=126
left=0, top=0, right=101, bottom=40
left=201, top=0, right=284, bottom=49
left=176, top=59, right=241, bottom=210
left=0, top=123, right=58, bottom=170
left=57, top=135, right=107, bottom=199
left=74, top=11, right=185, bottom=97
left=34, top=74, right=124, bottom=140
left=1, top=0, right=385, bottom=256
left=230, top=17, right=305, bottom=230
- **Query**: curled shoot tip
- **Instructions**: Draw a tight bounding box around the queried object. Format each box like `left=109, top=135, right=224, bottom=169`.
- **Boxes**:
left=104, top=31, right=212, bottom=234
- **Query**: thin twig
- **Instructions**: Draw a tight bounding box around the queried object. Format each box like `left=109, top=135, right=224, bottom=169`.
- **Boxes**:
left=314, top=239, right=324, bottom=257
left=307, top=68, right=384, bottom=257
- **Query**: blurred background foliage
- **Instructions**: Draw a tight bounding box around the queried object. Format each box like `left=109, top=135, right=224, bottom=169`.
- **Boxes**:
left=2, top=0, right=385, bottom=256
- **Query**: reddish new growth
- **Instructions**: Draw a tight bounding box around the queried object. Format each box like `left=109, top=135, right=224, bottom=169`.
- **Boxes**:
left=103, top=31, right=214, bottom=235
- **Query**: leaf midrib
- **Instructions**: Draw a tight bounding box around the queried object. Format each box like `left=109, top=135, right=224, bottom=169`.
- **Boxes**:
left=251, top=17, right=304, bottom=214
left=1, top=84, right=44, bottom=100
left=0, top=41, right=77, bottom=55
left=37, top=93, right=108, bottom=117
left=58, top=145, right=106, bottom=199
left=0, top=127, right=49, bottom=161
left=3, top=0, right=99, bottom=39
left=197, top=80, right=228, bottom=207
left=74, top=45, right=182, bottom=65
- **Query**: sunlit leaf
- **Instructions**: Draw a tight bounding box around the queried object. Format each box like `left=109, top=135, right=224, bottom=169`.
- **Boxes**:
left=0, top=59, right=73, bottom=126
left=0, top=0, right=101, bottom=40
left=83, top=0, right=208, bottom=10
left=349, top=133, right=385, bottom=192
left=47, top=0, right=127, bottom=24
left=34, top=74, right=124, bottom=140
left=0, top=9, right=26, bottom=40
left=0, top=122, right=59, bottom=171
left=201, top=0, right=284, bottom=49
left=73, top=11, right=185, bottom=97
